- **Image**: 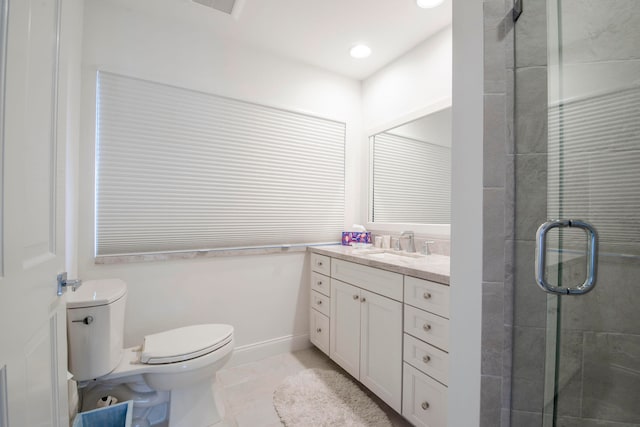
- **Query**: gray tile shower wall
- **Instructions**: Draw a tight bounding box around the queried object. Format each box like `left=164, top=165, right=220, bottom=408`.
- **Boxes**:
left=481, top=0, right=515, bottom=425
left=509, top=0, right=550, bottom=423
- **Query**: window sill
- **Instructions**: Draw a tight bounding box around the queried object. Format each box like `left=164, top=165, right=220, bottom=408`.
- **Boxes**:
left=94, top=243, right=341, bottom=265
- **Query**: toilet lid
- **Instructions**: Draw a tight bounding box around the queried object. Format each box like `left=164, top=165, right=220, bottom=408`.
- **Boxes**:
left=66, top=279, right=127, bottom=308
left=140, top=324, right=234, bottom=365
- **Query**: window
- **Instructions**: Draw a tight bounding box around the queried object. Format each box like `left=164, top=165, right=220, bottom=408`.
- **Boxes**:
left=95, top=72, right=345, bottom=256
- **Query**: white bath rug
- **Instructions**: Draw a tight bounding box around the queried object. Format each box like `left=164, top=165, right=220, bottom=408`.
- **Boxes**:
left=273, top=368, right=392, bottom=427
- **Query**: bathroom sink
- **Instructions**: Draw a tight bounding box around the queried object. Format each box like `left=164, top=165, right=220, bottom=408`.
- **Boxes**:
left=353, top=248, right=386, bottom=255
left=355, top=249, right=424, bottom=259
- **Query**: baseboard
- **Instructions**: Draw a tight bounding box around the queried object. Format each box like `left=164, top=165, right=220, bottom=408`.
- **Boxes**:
left=226, top=333, right=311, bottom=368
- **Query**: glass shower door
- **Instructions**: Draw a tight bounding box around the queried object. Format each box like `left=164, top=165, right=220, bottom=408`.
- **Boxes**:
left=538, top=0, right=640, bottom=425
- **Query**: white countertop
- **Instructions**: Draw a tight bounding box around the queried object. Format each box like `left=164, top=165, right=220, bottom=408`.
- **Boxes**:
left=308, top=244, right=450, bottom=285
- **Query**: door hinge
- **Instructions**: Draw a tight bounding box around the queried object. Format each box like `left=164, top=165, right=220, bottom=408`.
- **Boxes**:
left=513, top=0, right=523, bottom=21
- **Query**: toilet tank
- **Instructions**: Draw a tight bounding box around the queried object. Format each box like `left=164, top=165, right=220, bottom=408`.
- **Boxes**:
left=66, top=279, right=127, bottom=382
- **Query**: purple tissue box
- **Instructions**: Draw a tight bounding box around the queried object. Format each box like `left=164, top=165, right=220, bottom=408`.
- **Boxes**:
left=341, top=232, right=371, bottom=246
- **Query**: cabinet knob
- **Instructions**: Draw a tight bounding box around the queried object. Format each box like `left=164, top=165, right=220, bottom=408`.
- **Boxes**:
left=316, top=300, right=322, bottom=305
left=423, top=355, right=431, bottom=363
left=421, top=401, right=430, bottom=410
left=423, top=323, right=432, bottom=332
left=316, top=328, right=322, bottom=333
left=361, top=297, right=366, bottom=303
left=317, top=281, right=323, bottom=286
left=423, top=292, right=432, bottom=299
left=317, top=261, right=323, bottom=267
left=353, top=295, right=359, bottom=300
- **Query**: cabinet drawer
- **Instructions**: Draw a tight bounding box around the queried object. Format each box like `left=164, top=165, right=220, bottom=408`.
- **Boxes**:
left=402, top=363, right=447, bottom=427
left=331, top=259, right=403, bottom=301
left=311, top=271, right=330, bottom=297
left=310, top=253, right=331, bottom=275
left=403, top=334, right=449, bottom=385
left=404, top=276, right=450, bottom=319
left=310, top=310, right=330, bottom=356
left=404, top=305, right=449, bottom=351
left=311, top=290, right=330, bottom=317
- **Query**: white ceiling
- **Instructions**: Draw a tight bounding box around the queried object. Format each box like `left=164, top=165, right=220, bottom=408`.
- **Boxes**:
left=108, top=0, right=452, bottom=80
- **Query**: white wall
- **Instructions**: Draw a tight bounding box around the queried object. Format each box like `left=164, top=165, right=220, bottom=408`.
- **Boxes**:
left=78, top=0, right=362, bottom=361
left=61, top=0, right=84, bottom=280
left=362, top=25, right=452, bottom=133
left=449, top=0, right=483, bottom=425
left=386, top=107, right=452, bottom=148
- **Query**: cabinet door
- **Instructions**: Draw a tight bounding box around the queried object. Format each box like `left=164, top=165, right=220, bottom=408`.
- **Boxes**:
left=403, top=363, right=447, bottom=427
left=310, top=253, right=331, bottom=275
left=310, top=309, right=330, bottom=356
left=310, top=271, right=330, bottom=297
left=405, top=305, right=450, bottom=352
left=330, top=279, right=361, bottom=379
left=311, top=290, right=330, bottom=317
left=359, top=290, right=403, bottom=412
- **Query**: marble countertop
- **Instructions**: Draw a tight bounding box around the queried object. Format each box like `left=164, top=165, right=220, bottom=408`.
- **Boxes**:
left=308, top=245, right=450, bottom=285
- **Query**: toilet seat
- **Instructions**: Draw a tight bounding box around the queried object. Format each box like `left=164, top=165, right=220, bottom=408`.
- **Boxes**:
left=141, top=324, right=234, bottom=365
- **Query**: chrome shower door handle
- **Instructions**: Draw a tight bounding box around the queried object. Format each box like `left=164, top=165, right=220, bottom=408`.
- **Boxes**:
left=535, top=219, right=598, bottom=295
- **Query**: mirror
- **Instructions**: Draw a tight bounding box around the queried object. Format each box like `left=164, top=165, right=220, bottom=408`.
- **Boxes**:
left=369, top=106, right=451, bottom=226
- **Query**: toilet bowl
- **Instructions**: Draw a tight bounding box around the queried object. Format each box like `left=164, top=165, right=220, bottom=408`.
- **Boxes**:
left=66, top=279, right=234, bottom=427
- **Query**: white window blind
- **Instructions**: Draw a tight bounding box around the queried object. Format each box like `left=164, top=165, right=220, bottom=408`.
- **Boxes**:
left=371, top=133, right=450, bottom=224
left=548, top=84, right=640, bottom=254
left=95, top=72, right=345, bottom=256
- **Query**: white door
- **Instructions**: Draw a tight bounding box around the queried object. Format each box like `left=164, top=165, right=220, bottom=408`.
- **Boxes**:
left=0, top=0, right=68, bottom=426
left=359, top=290, right=402, bottom=412
left=329, top=279, right=360, bottom=379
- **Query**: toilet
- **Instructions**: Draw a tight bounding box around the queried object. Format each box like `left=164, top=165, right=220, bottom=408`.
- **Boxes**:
left=66, top=279, right=234, bottom=427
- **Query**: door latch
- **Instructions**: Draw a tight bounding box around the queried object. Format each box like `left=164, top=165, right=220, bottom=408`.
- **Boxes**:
left=57, top=272, right=83, bottom=296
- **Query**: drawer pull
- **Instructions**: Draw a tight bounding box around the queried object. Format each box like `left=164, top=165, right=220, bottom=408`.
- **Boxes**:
left=361, top=297, right=366, bottom=303
left=421, top=401, right=430, bottom=410
left=317, top=281, right=323, bottom=286
left=423, top=323, right=432, bottom=332
left=423, top=355, right=431, bottom=363
left=353, top=295, right=359, bottom=300
left=316, top=300, right=322, bottom=305
left=423, top=292, right=432, bottom=299
left=317, top=261, right=323, bottom=267
left=316, top=328, right=322, bottom=333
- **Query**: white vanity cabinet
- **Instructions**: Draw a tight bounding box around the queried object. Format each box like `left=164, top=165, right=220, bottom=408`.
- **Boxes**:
left=327, top=259, right=403, bottom=413
left=309, top=253, right=331, bottom=355
left=308, top=249, right=450, bottom=424
left=402, top=276, right=450, bottom=427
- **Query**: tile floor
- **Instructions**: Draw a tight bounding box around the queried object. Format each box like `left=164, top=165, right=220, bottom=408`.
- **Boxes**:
left=216, top=347, right=412, bottom=427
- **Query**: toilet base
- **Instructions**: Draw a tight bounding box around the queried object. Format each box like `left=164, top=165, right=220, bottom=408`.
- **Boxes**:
left=169, top=380, right=225, bottom=427
left=78, top=372, right=226, bottom=427
left=80, top=379, right=171, bottom=427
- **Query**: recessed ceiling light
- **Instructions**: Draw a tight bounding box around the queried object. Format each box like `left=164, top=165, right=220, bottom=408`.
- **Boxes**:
left=350, top=44, right=372, bottom=59
left=416, top=0, right=444, bottom=8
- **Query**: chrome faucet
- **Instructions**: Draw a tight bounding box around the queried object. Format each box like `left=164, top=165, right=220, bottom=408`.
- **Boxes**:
left=400, top=230, right=416, bottom=253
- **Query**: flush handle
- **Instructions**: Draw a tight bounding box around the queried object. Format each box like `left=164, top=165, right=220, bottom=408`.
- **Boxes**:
left=72, top=316, right=94, bottom=325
